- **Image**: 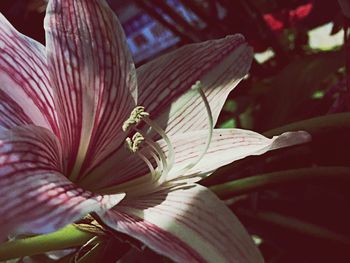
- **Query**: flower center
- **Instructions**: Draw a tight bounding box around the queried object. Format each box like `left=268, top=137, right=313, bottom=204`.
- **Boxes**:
left=123, top=106, right=175, bottom=183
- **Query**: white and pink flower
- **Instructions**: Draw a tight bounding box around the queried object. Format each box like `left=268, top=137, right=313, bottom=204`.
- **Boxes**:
left=0, top=1, right=310, bottom=262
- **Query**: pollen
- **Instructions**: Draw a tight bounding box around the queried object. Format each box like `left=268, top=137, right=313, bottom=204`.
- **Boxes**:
left=122, top=106, right=150, bottom=132
left=125, top=132, right=145, bottom=153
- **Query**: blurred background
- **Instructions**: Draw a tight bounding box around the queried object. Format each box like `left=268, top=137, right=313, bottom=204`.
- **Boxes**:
left=1, top=0, right=350, bottom=262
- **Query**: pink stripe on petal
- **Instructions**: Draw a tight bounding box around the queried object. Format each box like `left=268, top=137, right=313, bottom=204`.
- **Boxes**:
left=0, top=126, right=63, bottom=172
left=0, top=125, right=124, bottom=238
left=0, top=90, right=33, bottom=131
left=79, top=145, right=149, bottom=190
left=137, top=35, right=253, bottom=135
left=157, top=129, right=311, bottom=181
left=0, top=14, right=58, bottom=133
left=165, top=45, right=252, bottom=135
left=44, top=0, right=137, bottom=181
left=99, top=184, right=263, bottom=263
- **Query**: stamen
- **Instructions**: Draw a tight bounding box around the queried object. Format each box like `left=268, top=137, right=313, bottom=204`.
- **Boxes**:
left=149, top=151, right=163, bottom=180
left=124, top=106, right=175, bottom=172
left=142, top=116, right=175, bottom=172
left=125, top=131, right=161, bottom=179
left=122, top=106, right=149, bottom=132
left=136, top=151, right=156, bottom=177
left=139, top=130, right=168, bottom=176
left=123, top=106, right=175, bottom=181
left=125, top=132, right=145, bottom=153
left=145, top=137, right=169, bottom=172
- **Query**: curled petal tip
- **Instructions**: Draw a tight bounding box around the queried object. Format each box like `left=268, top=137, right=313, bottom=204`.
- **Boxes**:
left=272, top=130, right=312, bottom=149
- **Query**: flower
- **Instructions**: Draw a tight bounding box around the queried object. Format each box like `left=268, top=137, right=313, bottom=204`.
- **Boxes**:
left=0, top=0, right=310, bottom=262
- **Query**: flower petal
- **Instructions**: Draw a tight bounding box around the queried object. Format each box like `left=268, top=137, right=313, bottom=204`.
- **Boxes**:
left=0, top=14, right=58, bottom=133
left=137, top=35, right=253, bottom=135
left=99, top=184, right=263, bottom=263
left=79, top=144, right=150, bottom=191
left=87, top=129, right=310, bottom=191
left=44, top=0, right=137, bottom=181
left=161, top=129, right=311, bottom=181
left=0, top=125, right=125, bottom=239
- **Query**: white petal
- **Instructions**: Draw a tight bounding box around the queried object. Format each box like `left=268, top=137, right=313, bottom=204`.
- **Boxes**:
left=137, top=35, right=253, bottom=135
left=44, top=0, right=137, bottom=182
left=0, top=14, right=58, bottom=133
left=99, top=184, right=263, bottom=263
left=0, top=125, right=125, bottom=239
left=158, top=129, right=311, bottom=181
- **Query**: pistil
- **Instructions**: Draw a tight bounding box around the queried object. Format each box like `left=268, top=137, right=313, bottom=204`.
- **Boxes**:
left=177, top=81, right=214, bottom=172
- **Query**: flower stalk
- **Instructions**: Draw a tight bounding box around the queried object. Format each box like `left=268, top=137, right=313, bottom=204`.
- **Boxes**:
left=0, top=225, right=96, bottom=261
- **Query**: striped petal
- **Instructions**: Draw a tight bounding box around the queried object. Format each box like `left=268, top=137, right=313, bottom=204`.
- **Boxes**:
left=0, top=125, right=125, bottom=239
left=82, top=128, right=310, bottom=191
left=162, top=129, right=311, bottom=181
left=79, top=144, right=149, bottom=191
left=137, top=35, right=253, bottom=135
left=44, top=0, right=137, bottom=181
left=0, top=14, right=58, bottom=133
left=99, top=184, right=263, bottom=263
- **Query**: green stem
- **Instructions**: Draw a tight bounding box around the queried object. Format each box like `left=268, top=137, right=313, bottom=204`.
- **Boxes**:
left=210, top=166, right=350, bottom=198
left=263, top=112, right=350, bottom=137
left=0, top=225, right=95, bottom=261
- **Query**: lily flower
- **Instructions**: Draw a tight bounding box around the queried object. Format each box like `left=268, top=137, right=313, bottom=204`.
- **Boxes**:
left=0, top=0, right=310, bottom=262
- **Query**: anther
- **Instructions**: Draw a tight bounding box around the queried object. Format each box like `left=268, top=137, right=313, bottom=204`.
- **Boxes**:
left=125, top=132, right=145, bottom=153
left=122, top=106, right=150, bottom=132
left=122, top=105, right=175, bottom=181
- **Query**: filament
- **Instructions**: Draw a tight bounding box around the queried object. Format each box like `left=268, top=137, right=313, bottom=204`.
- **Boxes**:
left=140, top=132, right=168, bottom=176
left=136, top=151, right=156, bottom=178
left=143, top=116, right=175, bottom=172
